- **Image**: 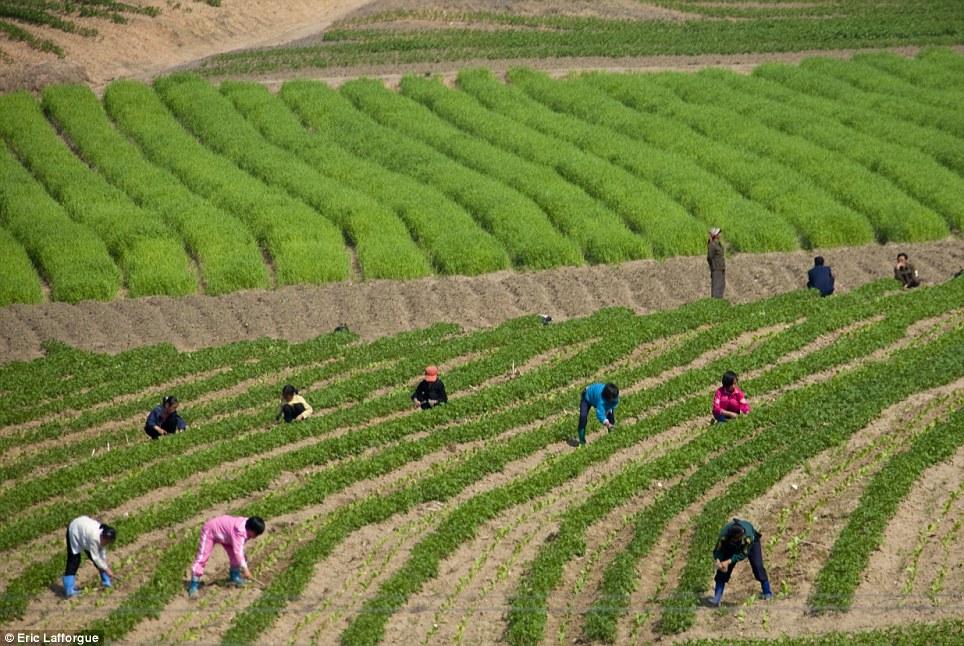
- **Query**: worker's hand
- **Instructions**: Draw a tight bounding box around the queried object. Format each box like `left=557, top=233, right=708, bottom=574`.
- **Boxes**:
left=243, top=567, right=252, bottom=580
left=719, top=560, right=731, bottom=572
left=715, top=560, right=722, bottom=571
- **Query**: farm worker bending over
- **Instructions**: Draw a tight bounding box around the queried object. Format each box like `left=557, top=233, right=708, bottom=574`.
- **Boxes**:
left=712, top=371, right=750, bottom=424
left=806, top=256, right=835, bottom=297
left=276, top=384, right=313, bottom=423
left=63, top=516, right=116, bottom=598
left=144, top=395, right=187, bottom=440
left=188, top=515, right=265, bottom=599
left=412, top=365, right=448, bottom=410
left=894, top=252, right=921, bottom=289
left=710, top=518, right=772, bottom=606
left=707, top=227, right=726, bottom=299
left=576, top=382, right=619, bottom=446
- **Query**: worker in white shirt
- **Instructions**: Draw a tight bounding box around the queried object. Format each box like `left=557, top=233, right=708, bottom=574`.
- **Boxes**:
left=63, top=515, right=116, bottom=598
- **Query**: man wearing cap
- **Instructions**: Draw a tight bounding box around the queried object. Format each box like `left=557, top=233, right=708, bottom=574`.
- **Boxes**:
left=707, top=227, right=725, bottom=299
left=412, top=365, right=448, bottom=410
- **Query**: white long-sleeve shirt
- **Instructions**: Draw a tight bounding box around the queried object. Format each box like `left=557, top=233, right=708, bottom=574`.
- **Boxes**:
left=68, top=516, right=110, bottom=572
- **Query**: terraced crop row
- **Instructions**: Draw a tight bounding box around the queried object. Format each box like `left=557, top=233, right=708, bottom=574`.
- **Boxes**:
left=1, top=50, right=963, bottom=304
left=2, top=275, right=962, bottom=644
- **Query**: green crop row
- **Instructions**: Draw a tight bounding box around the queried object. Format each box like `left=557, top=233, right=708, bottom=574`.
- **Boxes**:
left=400, top=72, right=706, bottom=258
left=681, top=617, right=964, bottom=645
left=0, top=92, right=196, bottom=297
left=102, top=80, right=349, bottom=285
left=0, top=224, right=41, bottom=304
left=280, top=80, right=583, bottom=270
left=809, top=406, right=964, bottom=612
left=340, top=77, right=651, bottom=264
left=41, top=84, right=269, bottom=295
left=0, top=142, right=119, bottom=302
left=852, top=51, right=964, bottom=101
left=504, top=69, right=800, bottom=252
left=219, top=80, right=509, bottom=276
left=154, top=74, right=431, bottom=280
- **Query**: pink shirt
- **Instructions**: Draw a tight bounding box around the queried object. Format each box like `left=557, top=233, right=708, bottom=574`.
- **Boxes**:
left=713, top=386, right=750, bottom=417
left=204, top=515, right=249, bottom=570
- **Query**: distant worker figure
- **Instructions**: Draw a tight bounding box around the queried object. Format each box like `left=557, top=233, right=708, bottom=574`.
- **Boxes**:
left=894, top=252, right=921, bottom=289
left=63, top=516, right=116, bottom=598
left=412, top=365, right=447, bottom=410
left=276, top=384, right=313, bottom=423
left=188, top=515, right=265, bottom=599
left=710, top=517, right=772, bottom=606
left=806, top=256, right=835, bottom=297
left=712, top=371, right=750, bottom=424
left=575, top=382, right=619, bottom=447
left=707, top=227, right=726, bottom=299
left=144, top=395, right=187, bottom=440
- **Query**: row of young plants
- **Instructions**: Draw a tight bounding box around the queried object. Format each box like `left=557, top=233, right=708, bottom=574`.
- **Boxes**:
left=41, top=83, right=269, bottom=295
left=905, top=48, right=964, bottom=90
left=0, top=310, right=627, bottom=618
left=0, top=92, right=196, bottom=297
left=0, top=143, right=119, bottom=303
left=195, top=4, right=964, bottom=76
left=218, top=80, right=509, bottom=277
left=495, top=69, right=800, bottom=253
left=0, top=223, right=40, bottom=304
left=153, top=74, right=432, bottom=281
left=339, top=77, right=652, bottom=264
left=502, top=282, right=918, bottom=644
left=849, top=53, right=964, bottom=112
left=396, top=73, right=708, bottom=258
left=101, top=79, right=349, bottom=286
left=750, top=55, right=964, bottom=178
left=809, top=405, right=964, bottom=612
left=277, top=80, right=583, bottom=270
left=586, top=72, right=950, bottom=244
left=338, top=284, right=939, bottom=646
left=679, top=69, right=964, bottom=232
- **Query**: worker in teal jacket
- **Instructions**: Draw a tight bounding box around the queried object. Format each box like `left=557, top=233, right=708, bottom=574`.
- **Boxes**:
left=710, top=518, right=772, bottom=606
left=575, top=382, right=619, bottom=446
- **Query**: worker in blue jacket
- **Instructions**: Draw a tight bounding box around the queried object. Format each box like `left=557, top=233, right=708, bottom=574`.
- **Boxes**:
left=575, top=382, right=619, bottom=446
left=710, top=518, right=772, bottom=606
left=806, top=256, right=835, bottom=297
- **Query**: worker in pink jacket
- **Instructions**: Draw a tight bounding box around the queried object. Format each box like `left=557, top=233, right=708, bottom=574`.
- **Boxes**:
left=188, top=515, right=265, bottom=599
left=712, top=371, right=750, bottom=423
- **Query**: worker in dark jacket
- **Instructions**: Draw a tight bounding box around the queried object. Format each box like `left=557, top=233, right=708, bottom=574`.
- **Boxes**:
left=707, top=227, right=726, bottom=299
left=710, top=518, right=772, bottom=606
left=807, top=256, right=835, bottom=297
left=412, top=365, right=447, bottom=409
left=894, top=253, right=921, bottom=289
left=144, top=395, right=187, bottom=439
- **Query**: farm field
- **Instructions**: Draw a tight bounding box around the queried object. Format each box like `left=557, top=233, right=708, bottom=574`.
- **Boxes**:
left=2, top=50, right=964, bottom=304
left=0, top=276, right=962, bottom=645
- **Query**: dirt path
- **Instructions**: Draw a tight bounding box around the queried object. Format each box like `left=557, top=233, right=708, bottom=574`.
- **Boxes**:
left=2, top=239, right=961, bottom=365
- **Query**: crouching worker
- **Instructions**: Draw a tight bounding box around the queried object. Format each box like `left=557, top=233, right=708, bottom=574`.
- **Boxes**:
left=412, top=365, right=447, bottom=410
left=144, top=395, right=187, bottom=440
left=575, top=382, right=619, bottom=447
left=63, top=516, right=116, bottom=598
left=276, top=384, right=313, bottom=423
left=188, top=515, right=265, bottom=599
left=712, top=371, right=749, bottom=424
left=710, top=518, right=772, bottom=606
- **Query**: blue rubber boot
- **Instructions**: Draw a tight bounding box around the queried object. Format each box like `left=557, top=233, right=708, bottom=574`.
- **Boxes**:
left=229, top=568, right=245, bottom=586
left=62, top=575, right=78, bottom=598
left=187, top=578, right=200, bottom=599
left=761, top=580, right=773, bottom=601
left=710, top=581, right=725, bottom=607
left=99, top=571, right=112, bottom=588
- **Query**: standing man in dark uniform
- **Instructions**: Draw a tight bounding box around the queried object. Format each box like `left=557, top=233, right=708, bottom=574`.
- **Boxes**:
left=807, top=256, right=835, bottom=297
left=707, top=227, right=725, bottom=299
left=709, top=518, right=772, bottom=606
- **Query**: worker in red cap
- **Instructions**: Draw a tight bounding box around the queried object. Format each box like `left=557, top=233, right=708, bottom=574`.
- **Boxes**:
left=412, top=365, right=448, bottom=410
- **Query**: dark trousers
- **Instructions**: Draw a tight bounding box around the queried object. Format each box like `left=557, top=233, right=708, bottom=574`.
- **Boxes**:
left=144, top=412, right=184, bottom=440
left=281, top=403, right=307, bottom=423
left=577, top=392, right=615, bottom=444
left=715, top=539, right=768, bottom=585
left=64, top=529, right=97, bottom=576
left=711, top=270, right=726, bottom=299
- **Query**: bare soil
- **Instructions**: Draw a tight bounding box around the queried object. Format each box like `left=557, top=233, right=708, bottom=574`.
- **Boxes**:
left=2, top=239, right=962, bottom=366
